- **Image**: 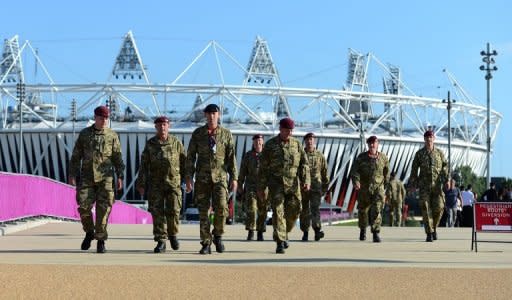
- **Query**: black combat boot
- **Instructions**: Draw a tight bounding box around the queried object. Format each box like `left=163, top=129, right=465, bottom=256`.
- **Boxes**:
left=432, top=231, right=438, bottom=240
left=426, top=233, right=433, bottom=242
left=359, top=229, right=366, bottom=241
left=213, top=236, right=225, bottom=253
left=154, top=241, right=166, bottom=253
left=81, top=231, right=95, bottom=250
left=275, top=242, right=285, bottom=254
left=372, top=232, right=381, bottom=243
left=257, top=231, right=264, bottom=241
left=97, top=240, right=106, bottom=253
left=199, top=242, right=211, bottom=255
left=302, top=231, right=309, bottom=242
left=169, top=236, right=180, bottom=250
left=314, top=229, right=325, bottom=241
left=247, top=230, right=254, bottom=241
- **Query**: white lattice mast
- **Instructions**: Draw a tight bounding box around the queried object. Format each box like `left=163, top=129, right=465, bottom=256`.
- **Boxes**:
left=343, top=48, right=371, bottom=117
left=109, top=30, right=160, bottom=115
left=245, top=36, right=290, bottom=118
left=0, top=35, right=24, bottom=84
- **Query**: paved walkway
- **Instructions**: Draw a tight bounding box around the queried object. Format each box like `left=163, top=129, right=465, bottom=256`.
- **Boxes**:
left=1, top=221, right=512, bottom=299
left=1, top=221, right=512, bottom=267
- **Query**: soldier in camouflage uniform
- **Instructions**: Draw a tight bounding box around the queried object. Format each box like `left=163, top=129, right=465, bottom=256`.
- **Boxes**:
left=258, top=118, right=310, bottom=254
left=409, top=130, right=448, bottom=242
left=238, top=134, right=267, bottom=241
left=350, top=135, right=389, bottom=243
left=300, top=132, right=329, bottom=242
left=386, top=171, right=406, bottom=227
left=185, top=104, right=238, bottom=255
left=69, top=105, right=125, bottom=253
left=136, top=116, right=186, bottom=253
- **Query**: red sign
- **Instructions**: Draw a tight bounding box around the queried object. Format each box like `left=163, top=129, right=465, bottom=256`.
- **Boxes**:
left=474, top=202, right=512, bottom=232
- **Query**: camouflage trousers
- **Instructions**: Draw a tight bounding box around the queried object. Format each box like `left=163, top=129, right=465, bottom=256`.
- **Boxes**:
left=300, top=190, right=322, bottom=232
left=148, top=186, right=182, bottom=242
left=390, top=200, right=403, bottom=227
left=194, top=179, right=228, bottom=245
left=357, top=188, right=384, bottom=233
left=76, top=179, right=115, bottom=240
left=268, top=185, right=302, bottom=243
left=244, top=190, right=268, bottom=232
left=419, top=187, right=445, bottom=234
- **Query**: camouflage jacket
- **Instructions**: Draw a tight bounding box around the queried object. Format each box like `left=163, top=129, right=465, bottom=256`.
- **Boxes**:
left=386, top=178, right=406, bottom=203
left=351, top=151, right=390, bottom=193
left=258, top=135, right=310, bottom=195
left=305, top=149, right=329, bottom=194
left=69, top=125, right=125, bottom=184
left=136, top=135, right=186, bottom=190
left=185, top=125, right=237, bottom=184
left=409, top=146, right=447, bottom=190
left=238, top=149, right=262, bottom=192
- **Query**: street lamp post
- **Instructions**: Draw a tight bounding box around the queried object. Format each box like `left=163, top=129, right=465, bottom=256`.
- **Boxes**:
left=442, top=91, right=455, bottom=178
left=16, top=82, right=25, bottom=173
left=479, top=43, right=498, bottom=188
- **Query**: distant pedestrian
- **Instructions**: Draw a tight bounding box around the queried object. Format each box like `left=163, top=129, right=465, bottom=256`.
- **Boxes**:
left=185, top=104, right=238, bottom=255
left=258, top=117, right=310, bottom=254
left=386, top=171, right=406, bottom=227
left=238, top=134, right=267, bottom=241
left=460, top=184, right=475, bottom=227
left=69, top=105, right=125, bottom=253
left=443, top=179, right=461, bottom=228
left=136, top=116, right=186, bottom=253
left=351, top=135, right=390, bottom=243
left=409, top=130, right=448, bottom=242
left=300, top=132, right=329, bottom=242
left=480, top=182, right=498, bottom=202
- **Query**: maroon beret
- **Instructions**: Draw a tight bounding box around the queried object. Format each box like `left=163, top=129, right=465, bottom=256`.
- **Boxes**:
left=424, top=130, right=435, bottom=137
left=252, top=134, right=263, bottom=140
left=154, top=116, right=169, bottom=124
left=366, top=135, right=378, bottom=144
left=304, top=132, right=315, bottom=140
left=94, top=105, right=110, bottom=118
left=279, top=117, right=295, bottom=129
left=203, top=104, right=220, bottom=113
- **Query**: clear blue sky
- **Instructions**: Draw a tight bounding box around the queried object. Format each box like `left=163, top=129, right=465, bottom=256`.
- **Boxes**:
left=1, top=0, right=510, bottom=177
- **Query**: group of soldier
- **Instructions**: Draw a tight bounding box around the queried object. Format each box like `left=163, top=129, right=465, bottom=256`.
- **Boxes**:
left=69, top=104, right=448, bottom=255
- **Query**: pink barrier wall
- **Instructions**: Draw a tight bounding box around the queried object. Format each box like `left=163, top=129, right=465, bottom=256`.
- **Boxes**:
left=0, top=172, right=152, bottom=224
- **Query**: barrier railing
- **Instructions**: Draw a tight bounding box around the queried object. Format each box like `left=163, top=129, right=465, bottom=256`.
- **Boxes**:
left=0, top=172, right=152, bottom=224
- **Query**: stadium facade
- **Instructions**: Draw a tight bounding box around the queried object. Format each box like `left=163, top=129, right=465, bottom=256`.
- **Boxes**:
left=0, top=32, right=502, bottom=212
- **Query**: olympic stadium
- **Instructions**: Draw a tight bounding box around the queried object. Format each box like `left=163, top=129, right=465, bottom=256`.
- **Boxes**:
left=0, top=31, right=502, bottom=213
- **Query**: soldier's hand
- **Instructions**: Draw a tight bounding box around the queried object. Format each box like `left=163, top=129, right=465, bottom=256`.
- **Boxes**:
left=354, top=182, right=361, bottom=191
left=116, top=178, right=123, bottom=191
left=185, top=178, right=193, bottom=193
left=303, top=184, right=310, bottom=191
left=230, top=180, right=238, bottom=193
left=137, top=186, right=144, bottom=196
left=68, top=176, right=76, bottom=186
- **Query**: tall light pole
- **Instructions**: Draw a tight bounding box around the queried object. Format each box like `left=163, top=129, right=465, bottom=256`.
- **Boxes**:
left=480, top=43, right=498, bottom=188
left=442, top=91, right=455, bottom=178
left=16, top=82, right=25, bottom=173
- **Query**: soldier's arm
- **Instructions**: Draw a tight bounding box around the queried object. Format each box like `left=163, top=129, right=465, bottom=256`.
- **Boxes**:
left=68, top=131, right=84, bottom=184
left=178, top=141, right=187, bottom=183
left=383, top=154, right=390, bottom=186
left=257, top=144, right=270, bottom=192
left=409, top=152, right=420, bottom=189
left=299, top=144, right=311, bottom=188
left=225, top=131, right=238, bottom=183
left=320, top=154, right=329, bottom=194
left=135, top=143, right=149, bottom=194
left=185, top=131, right=198, bottom=182
left=350, top=155, right=361, bottom=189
left=113, top=133, right=125, bottom=179
left=237, top=153, right=247, bottom=191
